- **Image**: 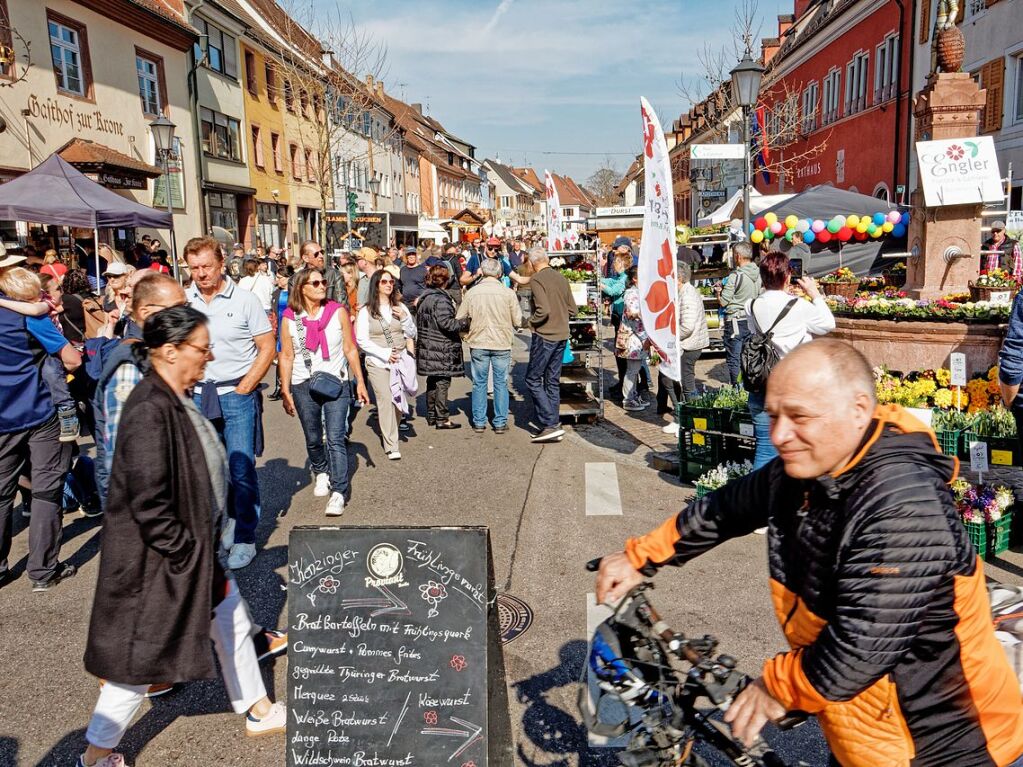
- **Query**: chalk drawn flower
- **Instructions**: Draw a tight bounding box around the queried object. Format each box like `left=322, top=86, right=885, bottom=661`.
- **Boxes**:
left=419, top=580, right=448, bottom=618
left=450, top=654, right=467, bottom=672
left=424, top=710, right=438, bottom=725
left=462, top=762, right=477, bottom=767
left=946, top=144, right=965, bottom=161
left=318, top=575, right=340, bottom=594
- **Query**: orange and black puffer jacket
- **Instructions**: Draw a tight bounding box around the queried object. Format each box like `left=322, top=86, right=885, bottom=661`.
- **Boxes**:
left=625, top=405, right=1023, bottom=767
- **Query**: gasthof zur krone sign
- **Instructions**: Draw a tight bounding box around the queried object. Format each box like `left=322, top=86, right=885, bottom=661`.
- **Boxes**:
left=916, top=136, right=1003, bottom=207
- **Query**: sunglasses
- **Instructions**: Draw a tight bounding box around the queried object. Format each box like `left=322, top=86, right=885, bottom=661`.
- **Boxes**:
left=183, top=341, right=215, bottom=356
left=311, top=250, right=324, bottom=258
left=307, top=279, right=326, bottom=287
left=379, top=278, right=395, bottom=285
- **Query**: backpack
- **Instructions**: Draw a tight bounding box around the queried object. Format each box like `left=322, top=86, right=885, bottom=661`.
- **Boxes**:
left=740, top=297, right=797, bottom=394
left=81, top=296, right=108, bottom=339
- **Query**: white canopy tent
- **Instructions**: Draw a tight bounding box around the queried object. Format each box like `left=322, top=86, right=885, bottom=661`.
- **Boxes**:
left=698, top=189, right=793, bottom=227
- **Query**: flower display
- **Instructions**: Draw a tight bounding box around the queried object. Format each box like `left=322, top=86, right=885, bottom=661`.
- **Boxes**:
left=951, top=479, right=1014, bottom=525
left=687, top=385, right=749, bottom=411
left=826, top=293, right=1010, bottom=322
left=820, top=267, right=859, bottom=284
left=873, top=365, right=1005, bottom=414
left=694, top=461, right=754, bottom=493
left=975, top=268, right=1018, bottom=288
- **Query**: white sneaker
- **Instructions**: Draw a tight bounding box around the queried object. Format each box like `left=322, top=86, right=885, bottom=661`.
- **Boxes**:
left=662, top=422, right=680, bottom=436
left=220, top=517, right=236, bottom=550
left=246, top=701, right=286, bottom=737
left=78, top=753, right=126, bottom=767
left=387, top=451, right=401, bottom=460
left=325, top=492, right=345, bottom=517
left=227, top=543, right=256, bottom=569
left=623, top=399, right=647, bottom=412
left=313, top=472, right=330, bottom=497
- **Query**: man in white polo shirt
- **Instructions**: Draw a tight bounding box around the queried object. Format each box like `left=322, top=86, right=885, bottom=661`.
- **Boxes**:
left=185, top=236, right=275, bottom=569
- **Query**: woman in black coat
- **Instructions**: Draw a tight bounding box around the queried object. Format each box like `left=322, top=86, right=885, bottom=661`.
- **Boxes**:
left=79, top=307, right=285, bottom=767
left=415, top=264, right=468, bottom=429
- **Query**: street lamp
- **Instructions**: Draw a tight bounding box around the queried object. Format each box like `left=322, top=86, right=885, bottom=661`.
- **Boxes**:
left=150, top=114, right=179, bottom=280
left=368, top=176, right=381, bottom=210
left=730, top=50, right=764, bottom=240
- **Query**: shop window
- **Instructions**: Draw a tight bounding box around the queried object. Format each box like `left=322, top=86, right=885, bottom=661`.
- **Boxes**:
left=47, top=11, right=91, bottom=98
left=244, top=50, right=257, bottom=96
left=135, top=50, right=165, bottom=116
left=208, top=192, right=238, bottom=241
left=271, top=132, right=282, bottom=173
left=193, top=17, right=236, bottom=78
left=251, top=125, right=264, bottom=168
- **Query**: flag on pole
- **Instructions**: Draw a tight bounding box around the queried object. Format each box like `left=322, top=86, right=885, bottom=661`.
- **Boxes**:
left=638, top=97, right=680, bottom=381
left=544, top=170, right=564, bottom=251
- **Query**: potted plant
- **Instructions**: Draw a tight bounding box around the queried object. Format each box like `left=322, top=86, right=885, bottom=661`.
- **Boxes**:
left=969, top=268, right=1019, bottom=303
left=883, top=262, right=907, bottom=288
left=931, top=407, right=975, bottom=456
left=963, top=404, right=1019, bottom=466
left=819, top=267, right=861, bottom=300
left=951, top=479, right=1015, bottom=559
left=694, top=460, right=753, bottom=499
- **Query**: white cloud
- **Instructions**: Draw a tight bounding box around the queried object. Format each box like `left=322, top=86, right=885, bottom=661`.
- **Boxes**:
left=482, top=0, right=515, bottom=34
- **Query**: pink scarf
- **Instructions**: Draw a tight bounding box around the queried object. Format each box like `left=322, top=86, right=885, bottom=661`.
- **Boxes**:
left=283, top=301, right=340, bottom=360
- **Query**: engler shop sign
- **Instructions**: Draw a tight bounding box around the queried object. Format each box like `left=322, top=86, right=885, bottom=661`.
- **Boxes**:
left=915, top=136, right=1003, bottom=207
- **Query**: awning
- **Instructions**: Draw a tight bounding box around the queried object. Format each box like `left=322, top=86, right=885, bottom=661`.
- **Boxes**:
left=201, top=180, right=257, bottom=196
left=697, top=189, right=793, bottom=227
left=58, top=138, right=161, bottom=191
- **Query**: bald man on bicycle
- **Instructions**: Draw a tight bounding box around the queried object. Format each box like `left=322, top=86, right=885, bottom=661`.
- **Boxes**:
left=597, top=338, right=1023, bottom=767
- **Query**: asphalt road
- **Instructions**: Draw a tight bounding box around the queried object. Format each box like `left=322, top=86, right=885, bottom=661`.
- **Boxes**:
left=0, top=336, right=830, bottom=767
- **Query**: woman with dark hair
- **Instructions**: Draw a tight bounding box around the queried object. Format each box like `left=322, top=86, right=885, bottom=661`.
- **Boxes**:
left=238, top=258, right=273, bottom=317
left=79, top=306, right=284, bottom=767
left=278, top=269, right=368, bottom=516
left=61, top=267, right=107, bottom=339
left=355, top=269, right=416, bottom=459
left=415, top=264, right=468, bottom=429
left=744, top=252, right=835, bottom=470
left=267, top=265, right=294, bottom=401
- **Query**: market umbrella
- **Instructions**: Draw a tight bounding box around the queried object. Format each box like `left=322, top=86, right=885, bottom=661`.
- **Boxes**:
left=755, top=185, right=907, bottom=277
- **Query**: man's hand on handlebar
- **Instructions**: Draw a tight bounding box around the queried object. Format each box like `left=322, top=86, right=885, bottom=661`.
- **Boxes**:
left=595, top=552, right=645, bottom=605
left=723, top=677, right=787, bottom=748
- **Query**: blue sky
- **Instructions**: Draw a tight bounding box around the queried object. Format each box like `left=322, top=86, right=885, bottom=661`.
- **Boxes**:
left=310, top=0, right=784, bottom=184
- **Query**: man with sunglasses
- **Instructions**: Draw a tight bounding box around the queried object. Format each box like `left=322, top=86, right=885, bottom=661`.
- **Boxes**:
left=290, top=240, right=343, bottom=305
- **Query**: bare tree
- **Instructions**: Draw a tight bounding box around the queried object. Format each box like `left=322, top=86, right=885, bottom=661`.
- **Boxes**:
left=0, top=7, right=31, bottom=88
left=676, top=0, right=829, bottom=188
left=261, top=0, right=401, bottom=242
left=586, top=157, right=623, bottom=206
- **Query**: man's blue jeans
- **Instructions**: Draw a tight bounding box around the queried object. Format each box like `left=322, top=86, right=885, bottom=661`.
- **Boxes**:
left=470, top=348, right=511, bottom=428
left=525, top=334, right=565, bottom=429
left=291, top=381, right=352, bottom=496
left=748, top=390, right=778, bottom=470
left=195, top=390, right=261, bottom=545
left=722, top=316, right=749, bottom=386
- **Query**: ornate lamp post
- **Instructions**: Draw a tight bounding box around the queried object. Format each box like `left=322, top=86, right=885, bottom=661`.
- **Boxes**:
left=730, top=51, right=764, bottom=239
left=150, top=114, right=180, bottom=279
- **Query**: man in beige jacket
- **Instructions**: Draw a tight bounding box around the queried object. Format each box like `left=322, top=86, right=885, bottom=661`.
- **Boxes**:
left=456, top=258, right=522, bottom=433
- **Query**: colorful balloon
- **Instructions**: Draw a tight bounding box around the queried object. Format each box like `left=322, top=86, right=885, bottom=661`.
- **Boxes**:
left=900, top=212, right=910, bottom=226
left=892, top=223, right=907, bottom=238
left=785, top=229, right=796, bottom=242
left=834, top=215, right=847, bottom=228
left=750, top=229, right=764, bottom=244
left=855, top=230, right=869, bottom=241
left=872, top=212, right=886, bottom=226
left=866, top=223, right=878, bottom=236
left=837, top=227, right=853, bottom=242
left=770, top=221, right=783, bottom=234
left=754, top=217, right=768, bottom=231
left=796, top=219, right=810, bottom=233
left=845, top=214, right=859, bottom=229
left=785, top=215, right=799, bottom=229
left=803, top=230, right=816, bottom=244
left=882, top=221, right=894, bottom=233
left=827, top=220, right=841, bottom=234
left=856, top=222, right=869, bottom=234
left=887, top=210, right=901, bottom=224
left=817, top=230, right=832, bottom=244
left=764, top=227, right=775, bottom=240
left=764, top=212, right=778, bottom=225
left=811, top=219, right=825, bottom=233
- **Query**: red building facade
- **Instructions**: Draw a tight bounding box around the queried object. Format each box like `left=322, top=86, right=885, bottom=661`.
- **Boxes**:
left=754, top=0, right=913, bottom=203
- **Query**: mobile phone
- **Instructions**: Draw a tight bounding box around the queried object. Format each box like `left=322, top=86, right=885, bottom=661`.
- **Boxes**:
left=789, top=258, right=803, bottom=284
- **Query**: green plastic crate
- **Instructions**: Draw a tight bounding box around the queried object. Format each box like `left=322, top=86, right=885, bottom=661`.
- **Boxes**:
left=990, top=513, right=1012, bottom=557
left=964, top=520, right=987, bottom=559
left=695, top=485, right=711, bottom=499
left=961, top=433, right=1021, bottom=467
left=677, top=404, right=724, bottom=433
left=934, top=429, right=960, bottom=457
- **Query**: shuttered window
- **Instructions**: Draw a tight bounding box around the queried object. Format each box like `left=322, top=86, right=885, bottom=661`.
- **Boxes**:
left=979, top=57, right=1005, bottom=134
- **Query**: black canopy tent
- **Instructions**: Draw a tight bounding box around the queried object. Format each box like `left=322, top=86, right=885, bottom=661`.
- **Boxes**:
left=0, top=153, right=173, bottom=281
left=756, top=185, right=908, bottom=277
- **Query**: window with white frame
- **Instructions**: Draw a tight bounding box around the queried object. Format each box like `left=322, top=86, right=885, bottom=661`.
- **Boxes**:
left=1015, top=55, right=1023, bottom=124
left=875, top=35, right=899, bottom=102
left=136, top=55, right=161, bottom=115
left=845, top=52, right=869, bottom=114
left=200, top=107, right=241, bottom=161
left=822, top=69, right=841, bottom=125
left=801, top=81, right=819, bottom=132
left=966, top=0, right=986, bottom=18
left=49, top=17, right=86, bottom=95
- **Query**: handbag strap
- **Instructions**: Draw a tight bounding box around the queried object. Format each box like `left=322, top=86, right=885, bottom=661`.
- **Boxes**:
left=753, top=297, right=798, bottom=335
left=378, top=310, right=398, bottom=348
left=293, top=314, right=314, bottom=373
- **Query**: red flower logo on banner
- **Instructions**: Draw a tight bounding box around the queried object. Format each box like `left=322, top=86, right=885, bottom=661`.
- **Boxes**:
left=946, top=144, right=965, bottom=161
left=642, top=108, right=655, bottom=158
left=644, top=239, right=676, bottom=331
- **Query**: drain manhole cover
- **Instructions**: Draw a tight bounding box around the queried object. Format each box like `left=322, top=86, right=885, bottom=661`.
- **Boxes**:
left=496, top=593, right=533, bottom=645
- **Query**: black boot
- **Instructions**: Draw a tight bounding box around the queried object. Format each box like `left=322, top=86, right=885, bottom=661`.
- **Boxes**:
left=268, top=368, right=282, bottom=401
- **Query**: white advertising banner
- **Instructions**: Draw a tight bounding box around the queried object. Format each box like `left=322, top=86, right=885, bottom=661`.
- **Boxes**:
left=915, top=136, right=1003, bottom=207
left=690, top=143, right=746, bottom=160
left=638, top=97, right=680, bottom=381
left=544, top=170, right=564, bottom=251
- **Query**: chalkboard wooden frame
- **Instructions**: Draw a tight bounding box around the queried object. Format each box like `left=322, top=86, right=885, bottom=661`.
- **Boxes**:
left=287, top=525, right=511, bottom=767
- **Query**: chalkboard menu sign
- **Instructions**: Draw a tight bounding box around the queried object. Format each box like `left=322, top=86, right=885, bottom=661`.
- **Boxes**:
left=288, top=526, right=508, bottom=767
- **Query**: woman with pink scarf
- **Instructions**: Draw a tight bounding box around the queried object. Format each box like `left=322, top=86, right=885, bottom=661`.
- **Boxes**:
left=278, top=269, right=369, bottom=517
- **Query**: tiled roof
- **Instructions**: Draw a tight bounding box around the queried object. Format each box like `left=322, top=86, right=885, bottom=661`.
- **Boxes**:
left=510, top=167, right=543, bottom=194
left=128, top=0, right=198, bottom=34
left=57, top=138, right=162, bottom=176
left=485, top=159, right=533, bottom=195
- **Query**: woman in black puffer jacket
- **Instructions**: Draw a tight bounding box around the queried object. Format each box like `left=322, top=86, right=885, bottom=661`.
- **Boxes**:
left=415, top=265, right=468, bottom=429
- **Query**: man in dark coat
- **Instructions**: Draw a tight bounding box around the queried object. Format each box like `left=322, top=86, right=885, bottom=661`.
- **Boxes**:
left=415, top=265, right=469, bottom=428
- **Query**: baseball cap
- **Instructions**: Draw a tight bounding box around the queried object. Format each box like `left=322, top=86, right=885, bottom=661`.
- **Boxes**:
left=41, top=263, right=68, bottom=279
left=405, top=246, right=417, bottom=254
left=992, top=220, right=1006, bottom=231
left=103, top=262, right=130, bottom=276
